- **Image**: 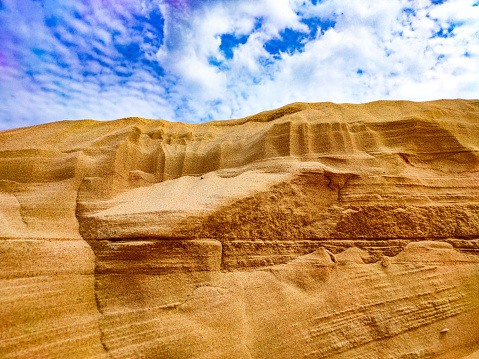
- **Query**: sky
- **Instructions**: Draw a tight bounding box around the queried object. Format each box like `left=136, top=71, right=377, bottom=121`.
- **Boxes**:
left=0, top=0, right=478, bottom=130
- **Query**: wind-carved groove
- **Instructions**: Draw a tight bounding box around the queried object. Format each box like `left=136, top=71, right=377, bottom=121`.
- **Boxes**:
left=324, top=174, right=333, bottom=190
left=323, top=171, right=356, bottom=202
left=93, top=276, right=112, bottom=358
left=74, top=177, right=111, bottom=358
left=11, top=192, right=28, bottom=227
left=398, top=152, right=412, bottom=165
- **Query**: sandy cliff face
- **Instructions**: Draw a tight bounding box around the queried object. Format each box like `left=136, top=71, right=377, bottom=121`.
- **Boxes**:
left=1, top=100, right=479, bottom=358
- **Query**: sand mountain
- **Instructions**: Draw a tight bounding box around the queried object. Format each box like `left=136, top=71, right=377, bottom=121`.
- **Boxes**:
left=1, top=100, right=479, bottom=358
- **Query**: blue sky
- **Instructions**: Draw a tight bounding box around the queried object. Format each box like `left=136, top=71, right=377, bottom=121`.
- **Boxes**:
left=0, top=0, right=478, bottom=130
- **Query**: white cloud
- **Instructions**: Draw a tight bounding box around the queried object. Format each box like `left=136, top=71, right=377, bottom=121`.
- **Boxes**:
left=1, top=0, right=478, bottom=131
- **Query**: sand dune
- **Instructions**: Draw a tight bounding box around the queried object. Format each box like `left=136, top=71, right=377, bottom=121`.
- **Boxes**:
left=1, top=100, right=479, bottom=358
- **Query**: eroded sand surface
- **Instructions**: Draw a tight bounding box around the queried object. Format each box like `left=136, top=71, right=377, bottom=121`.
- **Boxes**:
left=1, top=100, right=479, bottom=358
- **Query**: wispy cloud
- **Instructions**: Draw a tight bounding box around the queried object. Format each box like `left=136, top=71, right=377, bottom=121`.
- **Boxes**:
left=0, top=0, right=478, bottom=130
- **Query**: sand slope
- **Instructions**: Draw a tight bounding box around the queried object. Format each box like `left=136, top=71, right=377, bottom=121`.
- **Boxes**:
left=1, top=100, right=479, bottom=358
